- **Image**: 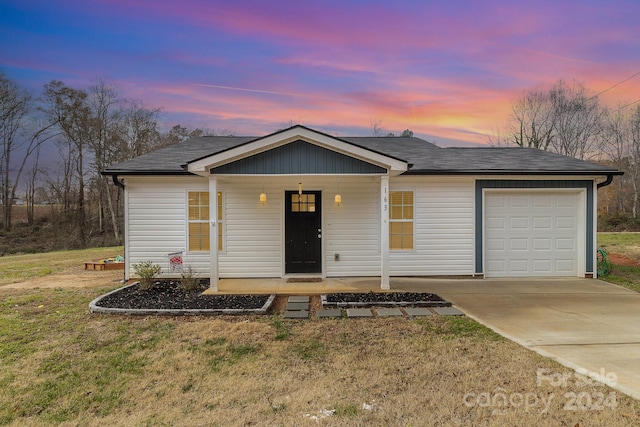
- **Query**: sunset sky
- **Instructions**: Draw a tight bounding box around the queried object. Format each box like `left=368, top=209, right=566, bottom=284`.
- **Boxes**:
left=1, top=0, right=639, bottom=146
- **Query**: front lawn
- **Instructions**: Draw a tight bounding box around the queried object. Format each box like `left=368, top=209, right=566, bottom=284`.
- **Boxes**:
left=1, top=287, right=638, bottom=425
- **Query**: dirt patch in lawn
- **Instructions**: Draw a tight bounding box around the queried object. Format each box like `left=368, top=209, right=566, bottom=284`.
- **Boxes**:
left=608, top=252, right=640, bottom=267
left=1, top=268, right=121, bottom=290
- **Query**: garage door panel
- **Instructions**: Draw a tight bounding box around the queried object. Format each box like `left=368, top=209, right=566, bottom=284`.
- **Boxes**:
left=556, top=216, right=576, bottom=229
left=509, top=259, right=529, bottom=273
left=486, top=217, right=505, bottom=230
left=509, top=238, right=528, bottom=251
left=532, top=259, right=552, bottom=273
left=533, top=238, right=551, bottom=250
left=556, top=238, right=575, bottom=250
left=509, top=195, right=530, bottom=208
left=533, top=195, right=553, bottom=208
left=486, top=238, right=505, bottom=250
left=487, top=260, right=505, bottom=271
left=555, top=260, right=576, bottom=273
left=533, top=217, right=552, bottom=229
left=485, top=192, right=580, bottom=277
left=509, top=217, right=529, bottom=229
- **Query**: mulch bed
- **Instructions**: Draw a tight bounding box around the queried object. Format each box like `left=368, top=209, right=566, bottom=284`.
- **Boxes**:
left=95, top=280, right=270, bottom=310
left=323, top=291, right=450, bottom=307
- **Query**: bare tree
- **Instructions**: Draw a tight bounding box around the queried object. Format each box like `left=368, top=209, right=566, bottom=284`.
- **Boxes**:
left=549, top=80, right=603, bottom=160
left=24, top=144, right=41, bottom=225
left=122, top=101, right=160, bottom=157
left=508, top=90, right=555, bottom=150
left=0, top=74, right=55, bottom=231
left=495, top=80, right=604, bottom=160
left=42, top=80, right=91, bottom=245
left=370, top=120, right=385, bottom=137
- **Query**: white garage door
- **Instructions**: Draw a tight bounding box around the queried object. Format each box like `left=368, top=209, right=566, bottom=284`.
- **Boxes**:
left=484, top=191, right=582, bottom=277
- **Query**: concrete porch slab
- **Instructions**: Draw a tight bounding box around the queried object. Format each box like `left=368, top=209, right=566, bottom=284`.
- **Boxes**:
left=375, top=308, right=403, bottom=317
left=346, top=308, right=373, bottom=318
left=288, top=296, right=310, bottom=303
left=317, top=309, right=342, bottom=318
left=285, top=302, right=309, bottom=311
left=404, top=307, right=434, bottom=317
left=433, top=307, right=464, bottom=316
left=283, top=310, right=309, bottom=319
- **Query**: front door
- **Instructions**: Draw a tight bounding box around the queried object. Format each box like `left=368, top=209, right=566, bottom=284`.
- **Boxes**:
left=285, top=191, right=322, bottom=274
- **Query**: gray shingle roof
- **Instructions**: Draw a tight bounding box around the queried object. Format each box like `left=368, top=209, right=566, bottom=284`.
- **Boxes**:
left=404, top=147, right=619, bottom=175
left=102, top=131, right=619, bottom=176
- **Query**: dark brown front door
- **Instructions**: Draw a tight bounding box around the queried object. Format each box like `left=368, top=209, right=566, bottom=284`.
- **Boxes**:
left=285, top=191, right=322, bottom=274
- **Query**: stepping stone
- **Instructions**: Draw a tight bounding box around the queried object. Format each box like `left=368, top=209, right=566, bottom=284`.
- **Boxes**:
left=288, top=296, right=310, bottom=303
left=404, top=307, right=434, bottom=317
left=284, top=310, right=309, bottom=319
left=433, top=307, right=464, bottom=316
left=286, top=302, right=309, bottom=311
left=346, top=308, right=373, bottom=318
left=317, top=309, right=342, bottom=318
left=375, top=308, right=403, bottom=317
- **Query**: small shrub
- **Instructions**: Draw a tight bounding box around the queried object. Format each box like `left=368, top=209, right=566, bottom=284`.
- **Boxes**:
left=132, top=260, right=162, bottom=290
left=180, top=265, right=200, bottom=291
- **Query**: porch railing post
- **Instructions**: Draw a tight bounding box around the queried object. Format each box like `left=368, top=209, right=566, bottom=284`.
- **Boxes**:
left=380, top=175, right=390, bottom=290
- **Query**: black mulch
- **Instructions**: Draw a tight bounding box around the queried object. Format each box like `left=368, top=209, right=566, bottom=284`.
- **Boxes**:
left=325, top=292, right=445, bottom=304
left=95, top=280, right=270, bottom=310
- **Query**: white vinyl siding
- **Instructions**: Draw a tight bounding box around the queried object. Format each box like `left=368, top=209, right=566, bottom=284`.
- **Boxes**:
left=124, top=175, right=477, bottom=279
left=324, top=180, right=380, bottom=276
left=218, top=180, right=282, bottom=278
left=389, top=178, right=475, bottom=276
left=126, top=177, right=210, bottom=278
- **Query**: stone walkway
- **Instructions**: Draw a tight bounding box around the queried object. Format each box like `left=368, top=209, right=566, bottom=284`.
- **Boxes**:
left=282, top=295, right=463, bottom=319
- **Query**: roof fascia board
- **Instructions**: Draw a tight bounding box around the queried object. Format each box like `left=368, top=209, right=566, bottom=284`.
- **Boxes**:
left=403, top=170, right=623, bottom=176
left=187, top=126, right=407, bottom=174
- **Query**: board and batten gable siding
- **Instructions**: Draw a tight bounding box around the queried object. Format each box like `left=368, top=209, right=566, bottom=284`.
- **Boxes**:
left=389, top=177, right=476, bottom=276
left=125, top=176, right=210, bottom=278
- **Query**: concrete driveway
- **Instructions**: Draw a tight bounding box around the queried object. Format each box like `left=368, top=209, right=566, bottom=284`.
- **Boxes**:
left=396, top=278, right=640, bottom=401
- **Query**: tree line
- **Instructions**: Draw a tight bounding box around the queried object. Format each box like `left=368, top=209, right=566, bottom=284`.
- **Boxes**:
left=2, top=74, right=640, bottom=252
left=0, top=73, right=226, bottom=249
left=490, top=79, right=640, bottom=224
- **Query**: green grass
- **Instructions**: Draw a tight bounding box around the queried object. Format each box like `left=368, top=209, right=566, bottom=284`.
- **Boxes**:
left=598, top=231, right=640, bottom=247
left=1, top=245, right=640, bottom=425
left=597, top=232, right=640, bottom=293
left=0, top=246, right=123, bottom=285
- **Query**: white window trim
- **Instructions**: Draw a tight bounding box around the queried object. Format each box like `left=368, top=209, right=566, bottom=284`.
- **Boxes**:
left=389, top=190, right=416, bottom=252
left=186, top=190, right=224, bottom=254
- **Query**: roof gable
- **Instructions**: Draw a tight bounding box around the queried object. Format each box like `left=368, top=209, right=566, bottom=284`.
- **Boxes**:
left=187, top=125, right=408, bottom=176
left=211, top=139, right=386, bottom=174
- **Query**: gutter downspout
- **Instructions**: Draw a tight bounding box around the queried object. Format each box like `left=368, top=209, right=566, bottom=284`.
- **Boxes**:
left=112, top=174, right=125, bottom=190
left=597, top=174, right=614, bottom=189
left=109, top=174, right=126, bottom=284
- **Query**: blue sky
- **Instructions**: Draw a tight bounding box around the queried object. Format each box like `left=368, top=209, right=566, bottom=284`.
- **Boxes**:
left=1, top=0, right=639, bottom=145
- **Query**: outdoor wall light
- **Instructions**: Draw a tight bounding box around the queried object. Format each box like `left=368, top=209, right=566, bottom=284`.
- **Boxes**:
left=334, top=194, right=342, bottom=206
left=259, top=193, right=267, bottom=203
left=298, top=182, right=302, bottom=195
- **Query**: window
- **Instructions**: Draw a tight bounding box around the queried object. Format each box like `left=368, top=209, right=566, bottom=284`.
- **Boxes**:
left=291, top=193, right=316, bottom=212
left=188, top=191, right=222, bottom=252
left=389, top=191, right=414, bottom=250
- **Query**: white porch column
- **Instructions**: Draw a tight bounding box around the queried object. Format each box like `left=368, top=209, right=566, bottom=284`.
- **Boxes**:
left=209, top=177, right=219, bottom=291
left=380, top=175, right=390, bottom=290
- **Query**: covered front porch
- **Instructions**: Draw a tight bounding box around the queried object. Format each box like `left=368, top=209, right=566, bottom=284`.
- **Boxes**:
left=204, top=276, right=485, bottom=295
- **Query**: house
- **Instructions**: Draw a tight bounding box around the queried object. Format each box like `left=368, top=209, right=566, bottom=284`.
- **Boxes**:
left=102, top=125, right=621, bottom=291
